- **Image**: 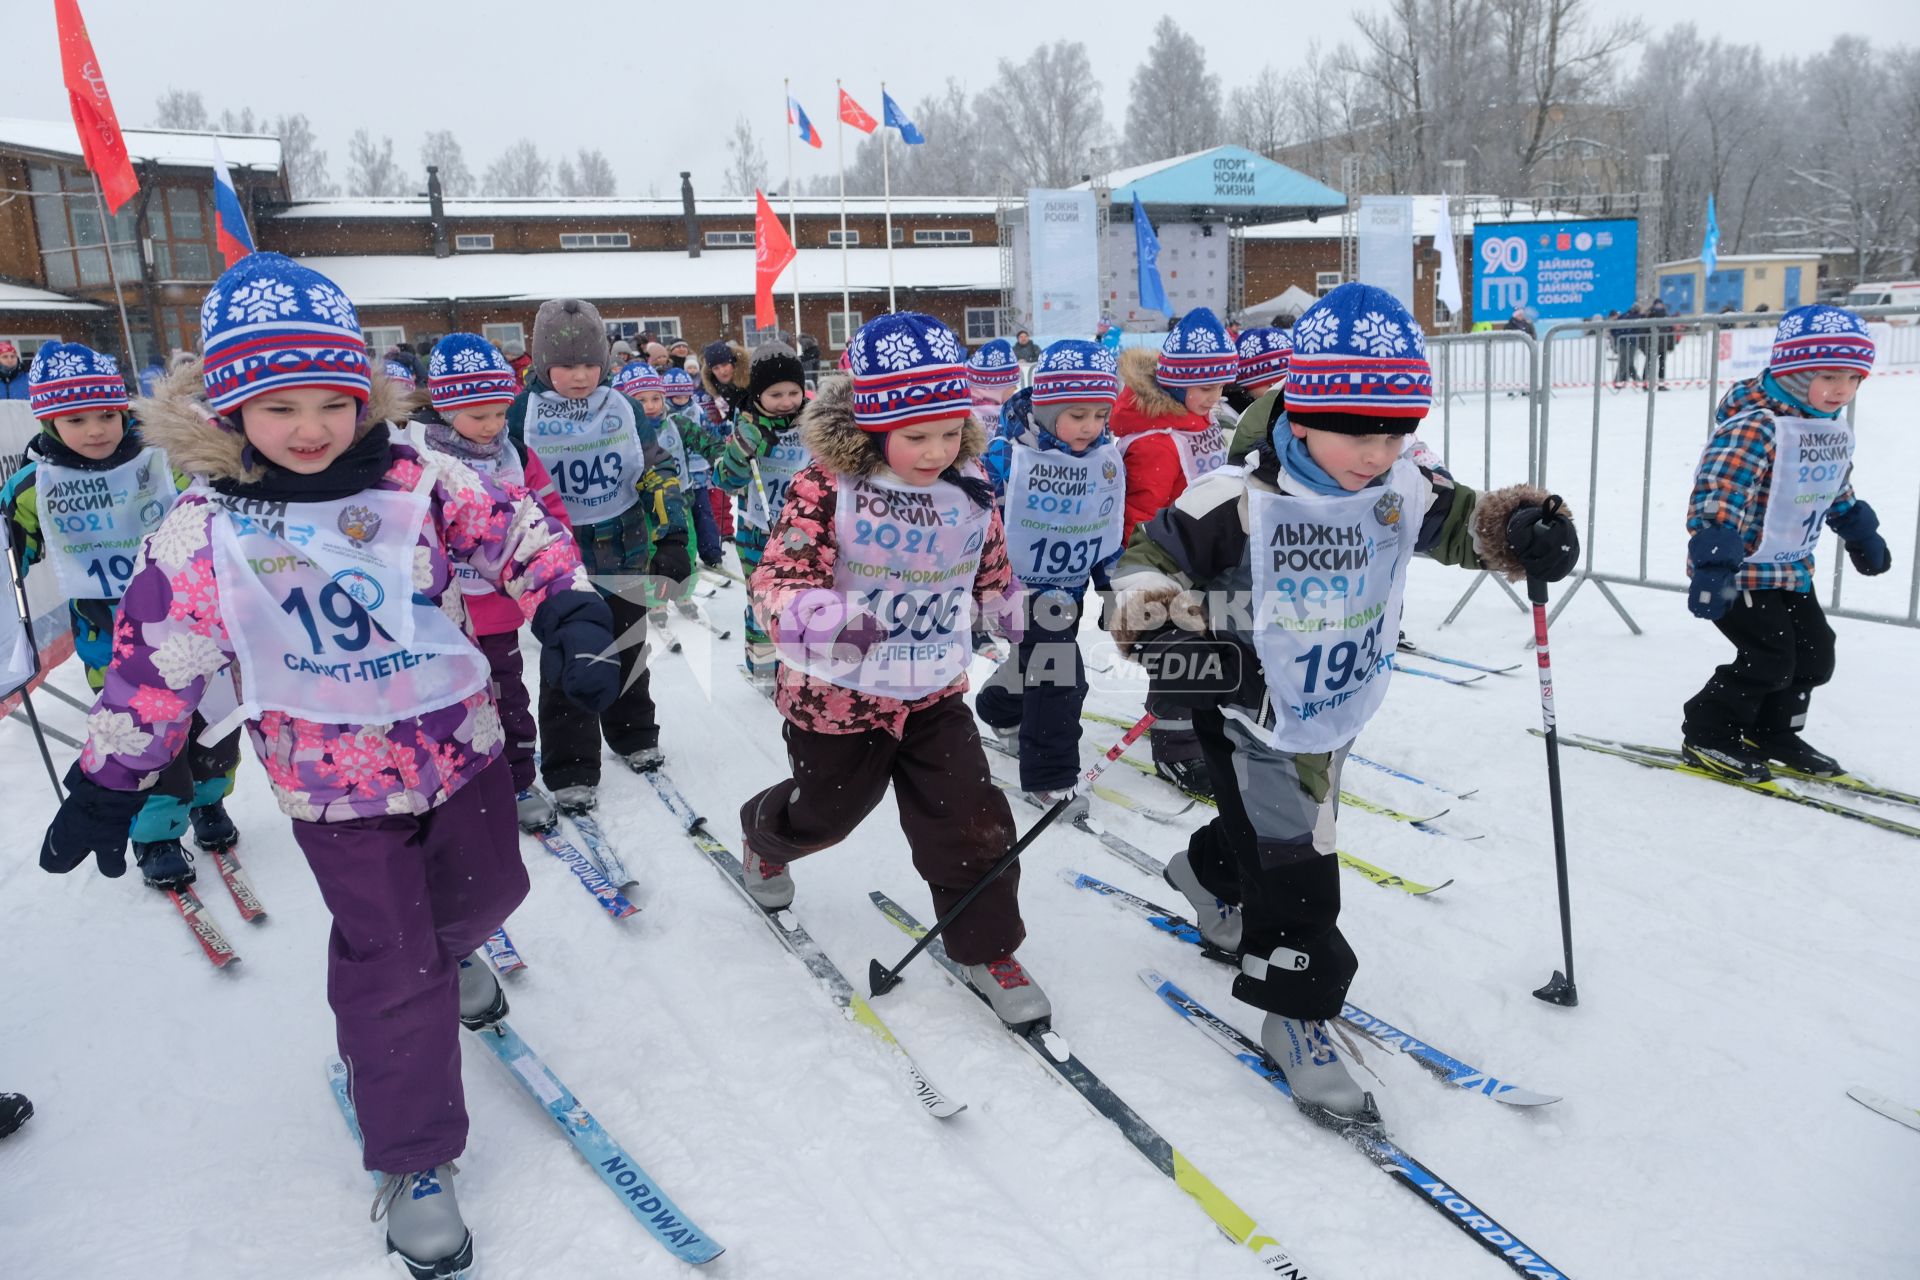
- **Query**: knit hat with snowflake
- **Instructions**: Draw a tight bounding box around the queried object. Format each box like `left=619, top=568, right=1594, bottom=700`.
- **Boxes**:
left=428, top=333, right=522, bottom=411
left=848, top=313, right=970, bottom=430
left=27, top=341, right=129, bottom=423
left=662, top=367, right=697, bottom=400
left=1769, top=305, right=1874, bottom=377
left=1031, top=340, right=1119, bottom=407
left=1235, top=327, right=1293, bottom=391
left=612, top=361, right=664, bottom=398
left=1284, top=283, right=1432, bottom=433
left=965, top=338, right=1020, bottom=391
left=382, top=358, right=418, bottom=392
left=1156, top=308, right=1237, bottom=388
left=198, top=253, right=371, bottom=415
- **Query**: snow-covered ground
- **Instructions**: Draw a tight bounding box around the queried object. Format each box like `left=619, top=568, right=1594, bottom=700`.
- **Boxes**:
left=4, top=379, right=1917, bottom=1279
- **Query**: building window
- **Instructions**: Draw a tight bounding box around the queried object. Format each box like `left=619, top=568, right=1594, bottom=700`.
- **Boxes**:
left=636, top=317, right=682, bottom=342
left=482, top=322, right=524, bottom=351
left=828, top=310, right=863, bottom=350
left=145, top=186, right=218, bottom=282
left=913, top=229, right=973, bottom=245
left=964, top=307, right=1013, bottom=343
left=892, top=225, right=904, bottom=245
left=705, top=230, right=755, bottom=248
left=455, top=234, right=494, bottom=251
left=1, top=334, right=59, bottom=361
left=559, top=232, right=629, bottom=250
left=1316, top=271, right=1343, bottom=293
left=363, top=326, right=406, bottom=352
left=742, top=316, right=779, bottom=347
left=828, top=229, right=860, bottom=246
left=1752, top=266, right=1768, bottom=280
left=29, top=162, right=142, bottom=291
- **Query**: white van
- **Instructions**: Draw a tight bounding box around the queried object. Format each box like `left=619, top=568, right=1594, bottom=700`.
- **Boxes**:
left=1843, top=281, right=1920, bottom=322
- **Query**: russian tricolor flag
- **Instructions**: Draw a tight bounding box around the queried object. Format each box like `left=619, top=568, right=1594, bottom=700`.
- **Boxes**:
left=210, top=140, right=254, bottom=267
left=787, top=96, right=822, bottom=149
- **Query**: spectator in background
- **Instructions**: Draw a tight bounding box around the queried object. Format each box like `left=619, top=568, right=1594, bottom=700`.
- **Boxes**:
left=505, top=341, right=532, bottom=383
left=1, top=341, right=34, bottom=400
left=1269, top=313, right=1295, bottom=328
left=1648, top=297, right=1675, bottom=390
left=610, top=340, right=635, bottom=370
left=1012, top=329, right=1041, bottom=362
left=138, top=355, right=167, bottom=398
left=645, top=341, right=671, bottom=372
left=668, top=338, right=694, bottom=370
left=1504, top=306, right=1537, bottom=338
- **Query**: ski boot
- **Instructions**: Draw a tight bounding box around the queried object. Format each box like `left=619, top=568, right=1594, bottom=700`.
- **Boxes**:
left=744, top=663, right=777, bottom=698
left=1261, top=1012, right=1381, bottom=1132
left=0, top=1092, right=32, bottom=1139
left=1025, top=785, right=1088, bottom=825
left=372, top=1164, right=472, bottom=1280
left=1162, top=848, right=1242, bottom=956
left=133, top=839, right=196, bottom=891
left=188, top=802, right=238, bottom=851
left=515, top=788, right=557, bottom=833
left=623, top=747, right=665, bottom=774
left=1681, top=739, right=1771, bottom=783
left=740, top=843, right=794, bottom=911
left=982, top=723, right=1020, bottom=758
left=1154, top=757, right=1214, bottom=802
left=1746, top=733, right=1843, bottom=778
left=673, top=597, right=701, bottom=621
left=551, top=784, right=597, bottom=814
left=964, top=954, right=1052, bottom=1032
left=457, top=955, right=508, bottom=1031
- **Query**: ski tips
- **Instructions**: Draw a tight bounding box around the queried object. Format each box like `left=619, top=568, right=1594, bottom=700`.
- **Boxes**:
left=1532, top=971, right=1579, bottom=1007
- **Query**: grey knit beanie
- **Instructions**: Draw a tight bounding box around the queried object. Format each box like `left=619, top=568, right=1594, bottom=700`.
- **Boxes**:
left=532, top=298, right=610, bottom=375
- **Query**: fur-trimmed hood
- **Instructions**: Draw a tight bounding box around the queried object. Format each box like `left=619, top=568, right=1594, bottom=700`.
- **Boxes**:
left=132, top=357, right=418, bottom=486
left=796, top=374, right=989, bottom=479
left=1111, top=346, right=1206, bottom=437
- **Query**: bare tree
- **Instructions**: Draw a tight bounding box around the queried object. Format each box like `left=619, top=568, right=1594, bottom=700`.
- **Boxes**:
left=556, top=149, right=617, bottom=197
left=723, top=116, right=769, bottom=196
left=1490, top=0, right=1643, bottom=189
left=1124, top=17, right=1224, bottom=163
left=974, top=41, right=1110, bottom=188
left=154, top=89, right=209, bottom=131
left=1226, top=65, right=1290, bottom=157
left=274, top=113, right=335, bottom=198
left=483, top=139, right=552, bottom=198
left=420, top=130, right=474, bottom=197
left=343, top=129, right=405, bottom=197
left=215, top=107, right=260, bottom=135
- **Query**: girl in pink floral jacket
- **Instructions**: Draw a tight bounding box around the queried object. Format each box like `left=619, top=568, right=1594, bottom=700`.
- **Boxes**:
left=738, top=314, right=1051, bottom=1031
left=35, top=254, right=618, bottom=1278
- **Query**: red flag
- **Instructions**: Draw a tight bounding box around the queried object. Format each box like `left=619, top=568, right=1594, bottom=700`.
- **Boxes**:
left=54, top=0, right=139, bottom=213
left=754, top=189, right=796, bottom=329
left=839, top=89, right=878, bottom=135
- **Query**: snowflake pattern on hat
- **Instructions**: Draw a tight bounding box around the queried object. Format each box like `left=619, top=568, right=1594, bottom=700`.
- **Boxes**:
left=428, top=332, right=521, bottom=411
left=1284, top=283, right=1433, bottom=419
left=1770, top=304, right=1874, bottom=376
left=1032, top=339, right=1120, bottom=406
left=1235, top=326, right=1293, bottom=389
left=967, top=339, right=1020, bottom=388
left=1157, top=308, right=1239, bottom=387
left=849, top=313, right=971, bottom=430
left=199, top=252, right=370, bottom=414
left=27, top=341, right=129, bottom=421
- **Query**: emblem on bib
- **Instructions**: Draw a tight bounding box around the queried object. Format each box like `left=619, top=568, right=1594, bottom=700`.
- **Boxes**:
left=338, top=505, right=383, bottom=547
left=1372, top=490, right=1404, bottom=527
left=331, top=566, right=386, bottom=612
left=1101, top=459, right=1119, bottom=482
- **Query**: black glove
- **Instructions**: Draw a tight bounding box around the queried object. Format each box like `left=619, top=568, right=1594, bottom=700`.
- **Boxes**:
left=533, top=589, right=621, bottom=714
left=1133, top=628, right=1256, bottom=711
left=39, top=763, right=145, bottom=879
left=1685, top=526, right=1745, bottom=621
left=650, top=535, right=693, bottom=588
left=1506, top=496, right=1580, bottom=583
left=1828, top=501, right=1892, bottom=577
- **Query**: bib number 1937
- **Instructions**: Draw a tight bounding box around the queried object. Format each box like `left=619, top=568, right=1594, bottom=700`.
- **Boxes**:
left=1292, top=617, right=1386, bottom=694
left=1024, top=536, right=1103, bottom=579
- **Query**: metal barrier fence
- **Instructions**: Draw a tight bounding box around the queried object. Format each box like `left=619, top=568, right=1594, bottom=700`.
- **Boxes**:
left=1435, top=307, right=1920, bottom=633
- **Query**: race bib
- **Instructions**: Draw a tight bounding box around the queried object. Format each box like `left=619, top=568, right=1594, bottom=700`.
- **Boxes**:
left=791, top=470, right=990, bottom=698
left=1118, top=425, right=1228, bottom=483
left=39, top=447, right=177, bottom=600
left=406, top=426, right=526, bottom=599
left=1004, top=440, right=1124, bottom=588
left=524, top=387, right=640, bottom=526
left=1745, top=414, right=1855, bottom=567
left=742, top=426, right=810, bottom=530
left=1232, top=459, right=1424, bottom=752
left=205, top=479, right=489, bottom=723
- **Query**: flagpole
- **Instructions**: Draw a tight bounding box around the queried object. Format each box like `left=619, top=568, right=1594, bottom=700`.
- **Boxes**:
left=783, top=79, right=801, bottom=344
left=882, top=81, right=896, bottom=315
left=89, top=176, right=139, bottom=366
left=836, top=79, right=851, bottom=341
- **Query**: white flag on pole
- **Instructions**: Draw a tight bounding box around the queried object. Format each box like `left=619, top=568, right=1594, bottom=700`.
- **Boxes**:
left=1433, top=195, right=1464, bottom=320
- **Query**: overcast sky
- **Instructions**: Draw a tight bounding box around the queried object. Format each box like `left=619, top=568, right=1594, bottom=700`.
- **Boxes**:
left=3, top=0, right=1913, bottom=198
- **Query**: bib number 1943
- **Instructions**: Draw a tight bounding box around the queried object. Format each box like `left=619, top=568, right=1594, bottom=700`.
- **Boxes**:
left=552, top=451, right=624, bottom=497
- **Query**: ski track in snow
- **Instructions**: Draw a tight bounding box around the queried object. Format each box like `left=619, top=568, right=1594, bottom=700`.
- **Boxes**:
left=4, top=378, right=1919, bottom=1278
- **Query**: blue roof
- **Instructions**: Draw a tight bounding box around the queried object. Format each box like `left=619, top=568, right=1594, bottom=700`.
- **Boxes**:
left=1098, top=146, right=1346, bottom=219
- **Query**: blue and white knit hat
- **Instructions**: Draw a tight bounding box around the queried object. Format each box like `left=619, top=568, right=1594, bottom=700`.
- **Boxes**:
left=1770, top=305, right=1875, bottom=376
left=848, top=312, right=970, bottom=431
left=611, top=362, right=664, bottom=397
left=428, top=333, right=521, bottom=410
left=27, top=341, right=128, bottom=422
left=199, top=252, right=370, bottom=414
left=1235, top=326, right=1292, bottom=390
left=1284, top=283, right=1432, bottom=419
left=1031, top=340, right=1120, bottom=406
left=662, top=367, right=697, bottom=400
left=382, top=358, right=418, bottom=391
left=966, top=338, right=1020, bottom=390
left=1157, top=308, right=1237, bottom=387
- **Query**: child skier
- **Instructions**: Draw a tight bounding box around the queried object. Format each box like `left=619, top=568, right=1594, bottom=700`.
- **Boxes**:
left=663, top=366, right=724, bottom=569
left=508, top=298, right=689, bottom=799
left=739, top=314, right=1047, bottom=1026
left=966, top=338, right=1021, bottom=432
left=1223, top=326, right=1292, bottom=427
left=1681, top=305, right=1887, bottom=780
left=976, top=339, right=1125, bottom=819
left=409, top=332, right=572, bottom=832
left=36, top=254, right=618, bottom=1278
left=2, top=341, right=243, bottom=890
left=711, top=341, right=810, bottom=688
left=1108, top=283, right=1578, bottom=1124
left=1111, top=307, right=1239, bottom=799
left=614, top=362, right=724, bottom=597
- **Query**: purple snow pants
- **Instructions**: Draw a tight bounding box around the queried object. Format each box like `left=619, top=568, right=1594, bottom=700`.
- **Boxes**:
left=478, top=629, right=538, bottom=793
left=294, top=755, right=527, bottom=1173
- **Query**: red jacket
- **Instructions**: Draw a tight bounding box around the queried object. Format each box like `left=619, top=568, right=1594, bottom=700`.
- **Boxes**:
left=1110, top=347, right=1214, bottom=546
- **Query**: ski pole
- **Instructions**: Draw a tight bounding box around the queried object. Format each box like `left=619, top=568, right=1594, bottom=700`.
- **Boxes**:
left=4, top=536, right=63, bottom=801
left=1527, top=496, right=1578, bottom=1008
left=870, top=708, right=1157, bottom=996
